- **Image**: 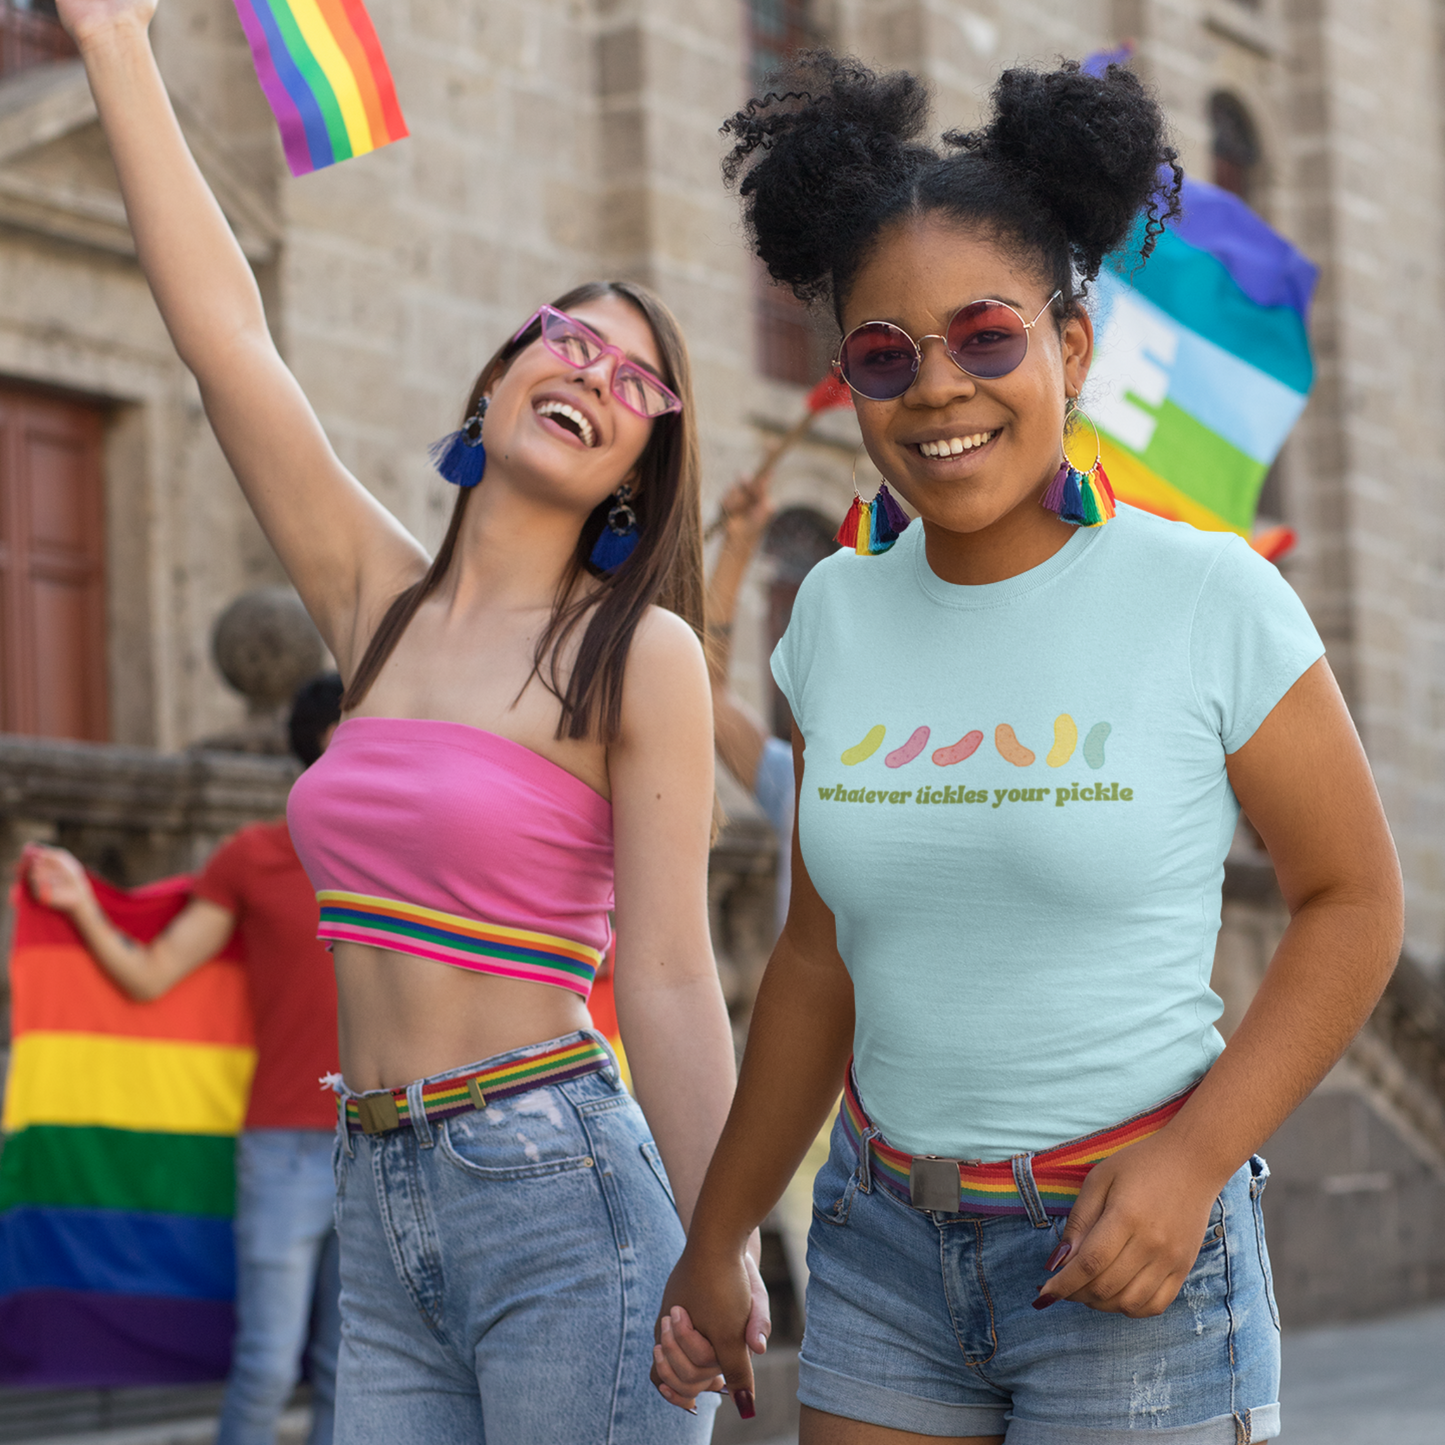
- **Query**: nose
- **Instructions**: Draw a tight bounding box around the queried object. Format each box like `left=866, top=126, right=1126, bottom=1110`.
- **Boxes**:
left=572, top=345, right=623, bottom=397
left=907, top=335, right=976, bottom=407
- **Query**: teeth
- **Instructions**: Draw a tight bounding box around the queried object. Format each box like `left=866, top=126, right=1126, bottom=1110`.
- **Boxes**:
left=536, top=400, right=595, bottom=447
left=919, top=431, right=995, bottom=458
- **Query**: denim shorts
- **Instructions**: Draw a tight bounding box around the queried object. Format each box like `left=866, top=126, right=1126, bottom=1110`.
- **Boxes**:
left=331, top=1032, right=716, bottom=1444
left=799, top=1114, right=1282, bottom=1442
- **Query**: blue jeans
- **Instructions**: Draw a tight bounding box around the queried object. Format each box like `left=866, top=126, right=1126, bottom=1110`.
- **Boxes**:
left=331, top=1033, right=716, bottom=1444
left=800, top=1114, right=1281, bottom=1441
left=218, top=1130, right=341, bottom=1445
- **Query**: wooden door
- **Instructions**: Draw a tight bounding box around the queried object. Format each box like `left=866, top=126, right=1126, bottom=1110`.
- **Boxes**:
left=0, top=383, right=108, bottom=740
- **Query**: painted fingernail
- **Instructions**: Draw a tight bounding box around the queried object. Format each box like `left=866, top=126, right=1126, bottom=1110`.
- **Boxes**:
left=1031, top=1292, right=1058, bottom=1311
left=735, top=1389, right=756, bottom=1419
left=1045, top=1241, right=1071, bottom=1272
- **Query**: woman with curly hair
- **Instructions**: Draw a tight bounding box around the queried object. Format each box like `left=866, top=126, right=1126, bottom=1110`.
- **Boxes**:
left=651, top=54, right=1401, bottom=1443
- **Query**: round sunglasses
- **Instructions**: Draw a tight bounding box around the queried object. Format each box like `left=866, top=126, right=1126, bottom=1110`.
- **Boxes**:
left=834, top=290, right=1062, bottom=401
left=511, top=305, right=683, bottom=419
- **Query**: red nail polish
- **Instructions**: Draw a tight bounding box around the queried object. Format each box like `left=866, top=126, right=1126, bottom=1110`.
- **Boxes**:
left=735, top=1389, right=756, bottom=1419
left=1045, top=1241, right=1071, bottom=1272
left=1031, top=1292, right=1058, bottom=1310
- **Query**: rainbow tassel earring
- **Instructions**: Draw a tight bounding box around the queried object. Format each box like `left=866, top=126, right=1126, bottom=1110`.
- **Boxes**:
left=837, top=450, right=911, bottom=556
left=1042, top=399, right=1115, bottom=528
left=429, top=397, right=489, bottom=488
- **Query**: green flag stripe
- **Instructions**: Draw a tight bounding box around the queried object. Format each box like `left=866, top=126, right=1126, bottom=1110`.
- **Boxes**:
left=1131, top=399, right=1267, bottom=533
left=0, top=1125, right=235, bottom=1217
left=260, top=0, right=353, bottom=161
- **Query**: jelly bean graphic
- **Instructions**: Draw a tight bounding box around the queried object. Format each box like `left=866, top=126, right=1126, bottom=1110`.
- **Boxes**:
left=885, top=725, right=930, bottom=768
left=841, top=725, right=886, bottom=766
left=1046, top=714, right=1078, bottom=768
left=1083, top=721, right=1112, bottom=770
left=995, top=724, right=1035, bottom=767
left=932, top=730, right=984, bottom=766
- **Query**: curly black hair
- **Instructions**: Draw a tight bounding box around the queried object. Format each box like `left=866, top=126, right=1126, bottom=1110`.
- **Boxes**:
left=722, top=52, right=1182, bottom=323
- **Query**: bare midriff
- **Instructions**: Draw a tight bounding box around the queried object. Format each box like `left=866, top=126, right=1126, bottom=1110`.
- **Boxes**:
left=334, top=941, right=593, bottom=1093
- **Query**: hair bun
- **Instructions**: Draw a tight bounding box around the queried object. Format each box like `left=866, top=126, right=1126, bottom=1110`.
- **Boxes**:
left=946, top=62, right=1180, bottom=277
left=721, top=53, right=935, bottom=302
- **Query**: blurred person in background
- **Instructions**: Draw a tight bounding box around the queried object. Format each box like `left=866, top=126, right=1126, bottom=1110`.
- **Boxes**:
left=26, top=673, right=345, bottom=1445
left=706, top=470, right=795, bottom=936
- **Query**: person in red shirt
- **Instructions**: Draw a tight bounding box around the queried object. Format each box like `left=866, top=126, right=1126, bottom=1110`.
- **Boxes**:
left=27, top=675, right=344, bottom=1445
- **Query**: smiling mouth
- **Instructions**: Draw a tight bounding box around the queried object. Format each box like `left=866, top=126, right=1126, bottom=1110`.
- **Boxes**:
left=535, top=400, right=596, bottom=448
left=916, top=430, right=999, bottom=458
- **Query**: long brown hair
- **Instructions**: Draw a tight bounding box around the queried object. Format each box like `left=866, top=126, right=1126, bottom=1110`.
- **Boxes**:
left=341, top=281, right=703, bottom=744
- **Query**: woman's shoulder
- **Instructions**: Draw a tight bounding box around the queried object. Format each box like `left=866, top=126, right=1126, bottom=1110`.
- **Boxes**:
left=622, top=605, right=709, bottom=706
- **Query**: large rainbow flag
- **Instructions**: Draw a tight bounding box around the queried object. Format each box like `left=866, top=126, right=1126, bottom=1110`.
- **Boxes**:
left=230, top=0, right=408, bottom=177
left=1088, top=173, right=1318, bottom=539
left=0, top=876, right=254, bottom=1386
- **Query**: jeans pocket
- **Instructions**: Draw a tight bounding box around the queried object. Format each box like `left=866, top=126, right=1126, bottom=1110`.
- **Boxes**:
left=439, top=1111, right=597, bottom=1181
left=811, top=1141, right=861, bottom=1228
left=1248, top=1154, right=1280, bottom=1330
left=640, top=1139, right=677, bottom=1208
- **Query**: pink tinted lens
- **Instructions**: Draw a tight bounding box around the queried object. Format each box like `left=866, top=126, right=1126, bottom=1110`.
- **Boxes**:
left=538, top=310, right=679, bottom=417
left=945, top=302, right=1029, bottom=379
left=612, top=366, right=680, bottom=418
left=838, top=323, right=920, bottom=400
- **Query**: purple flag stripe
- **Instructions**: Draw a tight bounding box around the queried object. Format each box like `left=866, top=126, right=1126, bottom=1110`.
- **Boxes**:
left=229, top=0, right=322, bottom=176
left=0, top=1290, right=234, bottom=1386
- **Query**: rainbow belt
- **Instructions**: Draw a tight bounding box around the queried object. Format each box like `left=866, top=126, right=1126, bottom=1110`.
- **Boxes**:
left=317, top=891, right=604, bottom=998
left=840, top=1066, right=1196, bottom=1217
left=345, top=1036, right=611, bottom=1136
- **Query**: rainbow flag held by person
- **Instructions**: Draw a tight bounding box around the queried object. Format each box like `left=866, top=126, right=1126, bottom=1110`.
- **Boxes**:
left=230, top=0, right=408, bottom=177
left=1088, top=172, right=1318, bottom=539
left=586, top=940, right=631, bottom=1092
left=0, top=875, right=255, bottom=1386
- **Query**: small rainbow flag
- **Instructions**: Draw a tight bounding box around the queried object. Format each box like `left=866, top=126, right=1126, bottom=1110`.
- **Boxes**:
left=230, top=0, right=408, bottom=177
left=0, top=875, right=255, bottom=1386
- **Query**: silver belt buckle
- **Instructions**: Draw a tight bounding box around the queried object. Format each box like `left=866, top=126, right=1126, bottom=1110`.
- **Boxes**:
left=909, top=1155, right=961, bottom=1212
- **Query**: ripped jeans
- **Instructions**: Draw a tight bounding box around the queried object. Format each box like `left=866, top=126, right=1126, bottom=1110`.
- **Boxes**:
left=331, top=1032, right=716, bottom=1444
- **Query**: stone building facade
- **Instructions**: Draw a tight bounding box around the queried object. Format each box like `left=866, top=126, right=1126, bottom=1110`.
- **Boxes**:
left=4, top=0, right=1445, bottom=976
left=2, top=0, right=1445, bottom=1373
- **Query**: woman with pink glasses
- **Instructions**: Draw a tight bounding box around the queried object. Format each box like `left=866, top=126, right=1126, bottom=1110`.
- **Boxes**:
left=55, top=0, right=761, bottom=1438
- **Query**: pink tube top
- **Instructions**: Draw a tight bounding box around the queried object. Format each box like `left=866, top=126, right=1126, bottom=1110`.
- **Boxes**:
left=286, top=717, right=614, bottom=999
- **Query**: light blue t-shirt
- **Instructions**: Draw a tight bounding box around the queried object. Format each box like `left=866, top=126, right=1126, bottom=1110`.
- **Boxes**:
left=771, top=505, right=1324, bottom=1160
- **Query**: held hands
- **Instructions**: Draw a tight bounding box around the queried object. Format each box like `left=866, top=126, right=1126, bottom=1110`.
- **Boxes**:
left=23, top=845, right=98, bottom=919
left=652, top=1241, right=769, bottom=1418
left=1033, top=1128, right=1228, bottom=1317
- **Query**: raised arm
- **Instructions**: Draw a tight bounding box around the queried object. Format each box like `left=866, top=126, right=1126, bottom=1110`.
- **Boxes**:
left=704, top=473, right=775, bottom=792
left=56, top=0, right=425, bottom=665
left=25, top=845, right=235, bottom=1002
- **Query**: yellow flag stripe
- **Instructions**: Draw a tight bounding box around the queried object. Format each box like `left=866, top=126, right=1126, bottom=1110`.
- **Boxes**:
left=3, top=1033, right=256, bottom=1136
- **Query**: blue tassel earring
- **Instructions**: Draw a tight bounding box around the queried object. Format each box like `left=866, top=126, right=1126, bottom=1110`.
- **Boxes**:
left=590, top=485, right=640, bottom=571
left=428, top=397, right=489, bottom=488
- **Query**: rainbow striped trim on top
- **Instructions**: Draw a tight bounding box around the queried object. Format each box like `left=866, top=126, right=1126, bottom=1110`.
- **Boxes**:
left=345, top=1035, right=610, bottom=1135
left=841, top=1068, right=1195, bottom=1217
left=317, top=891, right=604, bottom=999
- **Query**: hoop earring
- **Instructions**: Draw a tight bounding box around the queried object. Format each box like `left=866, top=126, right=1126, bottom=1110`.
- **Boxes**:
left=429, top=396, right=489, bottom=488
left=589, top=484, right=640, bottom=571
left=836, top=450, right=911, bottom=556
left=1042, top=399, right=1115, bottom=527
